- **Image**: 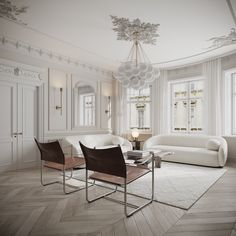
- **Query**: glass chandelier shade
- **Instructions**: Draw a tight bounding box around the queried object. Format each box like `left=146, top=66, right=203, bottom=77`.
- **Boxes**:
left=114, top=40, right=160, bottom=89
left=111, top=16, right=160, bottom=90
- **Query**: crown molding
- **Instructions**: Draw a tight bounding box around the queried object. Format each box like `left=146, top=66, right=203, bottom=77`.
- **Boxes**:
left=0, top=35, right=113, bottom=76
left=0, top=62, right=41, bottom=80
left=0, top=57, right=45, bottom=86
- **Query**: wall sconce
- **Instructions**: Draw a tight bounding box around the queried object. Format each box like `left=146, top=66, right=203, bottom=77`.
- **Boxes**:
left=55, top=87, right=63, bottom=115
left=105, top=95, right=111, bottom=117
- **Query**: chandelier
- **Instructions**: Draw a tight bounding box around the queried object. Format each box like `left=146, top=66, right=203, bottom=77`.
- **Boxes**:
left=111, top=16, right=160, bottom=90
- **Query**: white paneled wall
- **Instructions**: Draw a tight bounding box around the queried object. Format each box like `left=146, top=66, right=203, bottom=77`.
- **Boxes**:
left=0, top=54, right=113, bottom=171
left=44, top=68, right=113, bottom=141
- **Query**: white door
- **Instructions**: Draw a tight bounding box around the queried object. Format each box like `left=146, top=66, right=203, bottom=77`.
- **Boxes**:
left=0, top=82, right=38, bottom=171
left=0, top=81, right=17, bottom=171
left=17, top=84, right=38, bottom=169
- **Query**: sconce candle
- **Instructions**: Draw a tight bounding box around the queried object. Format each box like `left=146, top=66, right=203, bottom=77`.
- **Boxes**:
left=55, top=87, right=63, bottom=115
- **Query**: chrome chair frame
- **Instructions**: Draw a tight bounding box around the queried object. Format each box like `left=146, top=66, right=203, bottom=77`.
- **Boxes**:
left=35, top=138, right=88, bottom=195
left=81, top=143, right=155, bottom=217
left=40, top=161, right=88, bottom=194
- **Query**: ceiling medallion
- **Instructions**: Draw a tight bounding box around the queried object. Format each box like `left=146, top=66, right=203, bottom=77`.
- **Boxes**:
left=111, top=15, right=160, bottom=90
left=0, top=0, right=28, bottom=24
left=209, top=28, right=236, bottom=48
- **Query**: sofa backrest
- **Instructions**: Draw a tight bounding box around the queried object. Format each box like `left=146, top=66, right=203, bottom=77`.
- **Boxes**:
left=64, top=134, right=113, bottom=147
left=84, top=134, right=114, bottom=147
left=156, top=134, right=224, bottom=148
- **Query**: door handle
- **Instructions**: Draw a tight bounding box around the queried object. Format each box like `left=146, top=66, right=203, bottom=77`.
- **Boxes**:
left=12, top=132, right=23, bottom=136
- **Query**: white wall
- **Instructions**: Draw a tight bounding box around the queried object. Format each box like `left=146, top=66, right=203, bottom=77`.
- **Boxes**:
left=0, top=47, right=114, bottom=143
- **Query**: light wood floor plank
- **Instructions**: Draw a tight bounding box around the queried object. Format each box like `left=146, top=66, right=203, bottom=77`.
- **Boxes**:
left=0, top=163, right=235, bottom=236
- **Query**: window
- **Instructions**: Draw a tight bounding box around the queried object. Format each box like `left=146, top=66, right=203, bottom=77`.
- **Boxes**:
left=79, top=93, right=95, bottom=126
left=170, top=79, right=204, bottom=133
left=126, top=86, right=151, bottom=130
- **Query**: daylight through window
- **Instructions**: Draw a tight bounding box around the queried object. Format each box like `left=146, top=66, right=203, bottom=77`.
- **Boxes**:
left=126, top=86, right=151, bottom=130
left=171, top=80, right=204, bottom=133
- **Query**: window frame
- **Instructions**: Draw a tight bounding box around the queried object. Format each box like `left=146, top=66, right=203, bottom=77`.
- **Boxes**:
left=80, top=92, right=95, bottom=127
left=170, top=78, right=204, bottom=134
left=126, top=86, right=152, bottom=131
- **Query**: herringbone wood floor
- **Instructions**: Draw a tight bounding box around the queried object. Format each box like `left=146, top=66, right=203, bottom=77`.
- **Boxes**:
left=0, top=162, right=236, bottom=236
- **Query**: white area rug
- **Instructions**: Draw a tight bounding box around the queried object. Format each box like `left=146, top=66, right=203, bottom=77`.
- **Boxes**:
left=71, top=162, right=227, bottom=210
left=129, top=162, right=227, bottom=209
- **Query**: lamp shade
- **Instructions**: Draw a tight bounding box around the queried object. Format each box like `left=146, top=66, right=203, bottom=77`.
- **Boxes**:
left=131, top=129, right=139, bottom=139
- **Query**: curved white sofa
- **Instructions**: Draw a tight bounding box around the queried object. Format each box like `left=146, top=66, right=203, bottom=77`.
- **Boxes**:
left=143, top=134, right=228, bottom=167
left=61, top=134, right=132, bottom=157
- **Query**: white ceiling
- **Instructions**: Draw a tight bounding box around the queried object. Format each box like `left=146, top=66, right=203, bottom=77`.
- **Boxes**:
left=1, top=0, right=236, bottom=69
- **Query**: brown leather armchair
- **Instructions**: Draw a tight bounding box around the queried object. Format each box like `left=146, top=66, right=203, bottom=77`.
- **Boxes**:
left=80, top=142, right=154, bottom=217
left=35, top=138, right=85, bottom=194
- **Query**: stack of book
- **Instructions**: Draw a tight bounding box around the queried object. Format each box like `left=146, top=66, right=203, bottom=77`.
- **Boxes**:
left=127, top=150, right=150, bottom=160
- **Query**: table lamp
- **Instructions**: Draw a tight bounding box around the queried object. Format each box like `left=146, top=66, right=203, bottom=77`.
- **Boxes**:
left=131, top=129, right=139, bottom=141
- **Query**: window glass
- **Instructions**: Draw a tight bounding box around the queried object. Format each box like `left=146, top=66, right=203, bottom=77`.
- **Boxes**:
left=171, top=79, right=204, bottom=133
left=190, top=99, right=203, bottom=131
left=173, top=100, right=188, bottom=131
left=127, top=86, right=151, bottom=130
left=79, top=93, right=95, bottom=126
left=172, top=83, right=188, bottom=99
left=190, top=80, right=203, bottom=98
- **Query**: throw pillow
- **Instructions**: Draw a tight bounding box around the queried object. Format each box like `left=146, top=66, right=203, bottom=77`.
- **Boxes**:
left=112, top=136, right=124, bottom=146
left=206, top=139, right=221, bottom=151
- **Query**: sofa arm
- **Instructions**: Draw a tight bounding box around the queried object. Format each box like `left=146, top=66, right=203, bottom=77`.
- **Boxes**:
left=123, top=138, right=133, bottom=151
left=218, top=138, right=228, bottom=167
left=143, top=136, right=160, bottom=150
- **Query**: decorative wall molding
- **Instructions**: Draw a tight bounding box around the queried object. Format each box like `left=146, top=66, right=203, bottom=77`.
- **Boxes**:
left=0, top=35, right=113, bottom=76
left=0, top=61, right=42, bottom=81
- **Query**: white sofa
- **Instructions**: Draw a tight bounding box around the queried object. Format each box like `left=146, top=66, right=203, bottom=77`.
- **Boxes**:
left=61, top=134, right=132, bottom=157
left=143, top=134, right=228, bottom=167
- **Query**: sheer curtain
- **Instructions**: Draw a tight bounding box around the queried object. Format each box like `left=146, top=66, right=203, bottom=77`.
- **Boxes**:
left=114, top=80, right=127, bottom=135
left=152, top=70, right=169, bottom=135
left=203, top=58, right=224, bottom=135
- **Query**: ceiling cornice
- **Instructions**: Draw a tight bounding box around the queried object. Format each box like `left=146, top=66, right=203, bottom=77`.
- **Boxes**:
left=0, top=35, right=112, bottom=76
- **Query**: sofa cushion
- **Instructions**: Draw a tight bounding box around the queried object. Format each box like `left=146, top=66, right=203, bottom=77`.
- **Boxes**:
left=84, top=136, right=97, bottom=148
left=112, top=136, right=124, bottom=146
left=150, top=145, right=219, bottom=167
left=206, top=139, right=221, bottom=151
left=63, top=134, right=132, bottom=155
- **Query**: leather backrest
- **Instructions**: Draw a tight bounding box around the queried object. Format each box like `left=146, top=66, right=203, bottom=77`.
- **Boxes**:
left=80, top=142, right=126, bottom=178
left=34, top=138, right=65, bottom=164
